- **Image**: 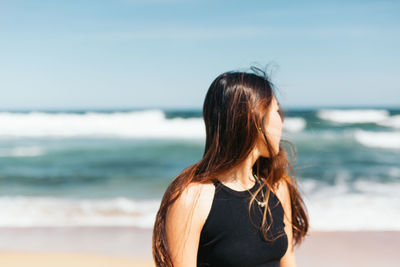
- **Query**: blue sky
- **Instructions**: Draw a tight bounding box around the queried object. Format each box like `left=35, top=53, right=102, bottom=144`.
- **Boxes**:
left=0, top=0, right=399, bottom=110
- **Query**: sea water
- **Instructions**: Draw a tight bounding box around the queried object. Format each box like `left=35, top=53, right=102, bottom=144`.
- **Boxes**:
left=0, top=107, right=399, bottom=231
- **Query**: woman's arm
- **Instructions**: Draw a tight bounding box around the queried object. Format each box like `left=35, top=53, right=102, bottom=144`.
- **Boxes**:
left=276, top=179, right=297, bottom=267
left=165, top=182, right=211, bottom=267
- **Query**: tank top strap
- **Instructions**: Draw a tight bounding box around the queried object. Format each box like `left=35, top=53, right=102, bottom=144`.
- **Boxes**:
left=211, top=178, right=220, bottom=187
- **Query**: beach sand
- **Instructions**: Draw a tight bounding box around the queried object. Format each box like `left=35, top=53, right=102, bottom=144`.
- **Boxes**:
left=0, top=226, right=398, bottom=267
left=0, top=252, right=154, bottom=267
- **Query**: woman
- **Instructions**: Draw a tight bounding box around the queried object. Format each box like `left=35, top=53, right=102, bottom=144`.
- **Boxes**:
left=152, top=67, right=309, bottom=267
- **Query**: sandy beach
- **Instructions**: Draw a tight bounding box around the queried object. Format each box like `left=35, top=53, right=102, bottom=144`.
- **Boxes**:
left=0, top=226, right=399, bottom=267
left=0, top=252, right=154, bottom=267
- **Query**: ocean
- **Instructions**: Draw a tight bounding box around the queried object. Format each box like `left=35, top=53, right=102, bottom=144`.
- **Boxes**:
left=0, top=107, right=399, bottom=231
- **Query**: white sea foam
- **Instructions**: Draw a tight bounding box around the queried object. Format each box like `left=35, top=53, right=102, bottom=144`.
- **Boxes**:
left=377, top=114, right=400, bottom=129
left=317, top=109, right=390, bottom=124
left=0, top=196, right=159, bottom=228
left=0, top=146, right=44, bottom=157
left=299, top=179, right=400, bottom=231
left=0, top=110, right=205, bottom=139
left=0, top=110, right=304, bottom=139
left=1, top=179, right=400, bottom=231
left=353, top=129, right=400, bottom=149
left=284, top=117, right=306, bottom=132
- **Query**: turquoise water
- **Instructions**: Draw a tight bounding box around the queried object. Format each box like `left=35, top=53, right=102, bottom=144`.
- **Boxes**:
left=0, top=107, right=399, bottom=230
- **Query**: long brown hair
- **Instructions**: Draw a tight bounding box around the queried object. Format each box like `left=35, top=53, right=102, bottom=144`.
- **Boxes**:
left=152, top=66, right=309, bottom=266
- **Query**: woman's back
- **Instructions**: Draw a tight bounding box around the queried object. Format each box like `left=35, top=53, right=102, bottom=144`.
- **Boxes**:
left=197, top=179, right=288, bottom=267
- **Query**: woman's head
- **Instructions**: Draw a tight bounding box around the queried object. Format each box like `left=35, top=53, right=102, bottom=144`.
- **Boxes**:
left=202, top=68, right=284, bottom=173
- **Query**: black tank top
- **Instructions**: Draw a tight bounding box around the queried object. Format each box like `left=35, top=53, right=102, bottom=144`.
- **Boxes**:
left=197, top=178, right=288, bottom=267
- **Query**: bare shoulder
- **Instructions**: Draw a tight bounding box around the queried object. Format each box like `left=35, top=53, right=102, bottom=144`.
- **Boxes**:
left=165, top=180, right=216, bottom=235
left=165, top=180, right=216, bottom=266
left=273, top=177, right=290, bottom=206
left=173, top=181, right=216, bottom=226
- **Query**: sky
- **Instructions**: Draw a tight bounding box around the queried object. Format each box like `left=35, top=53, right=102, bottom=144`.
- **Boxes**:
left=0, top=0, right=399, bottom=110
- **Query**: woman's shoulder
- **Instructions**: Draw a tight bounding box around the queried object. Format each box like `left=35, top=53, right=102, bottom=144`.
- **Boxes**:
left=186, top=180, right=216, bottom=192
left=164, top=181, right=216, bottom=265
left=272, top=177, right=290, bottom=206
left=169, top=181, right=216, bottom=228
left=184, top=181, right=216, bottom=216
